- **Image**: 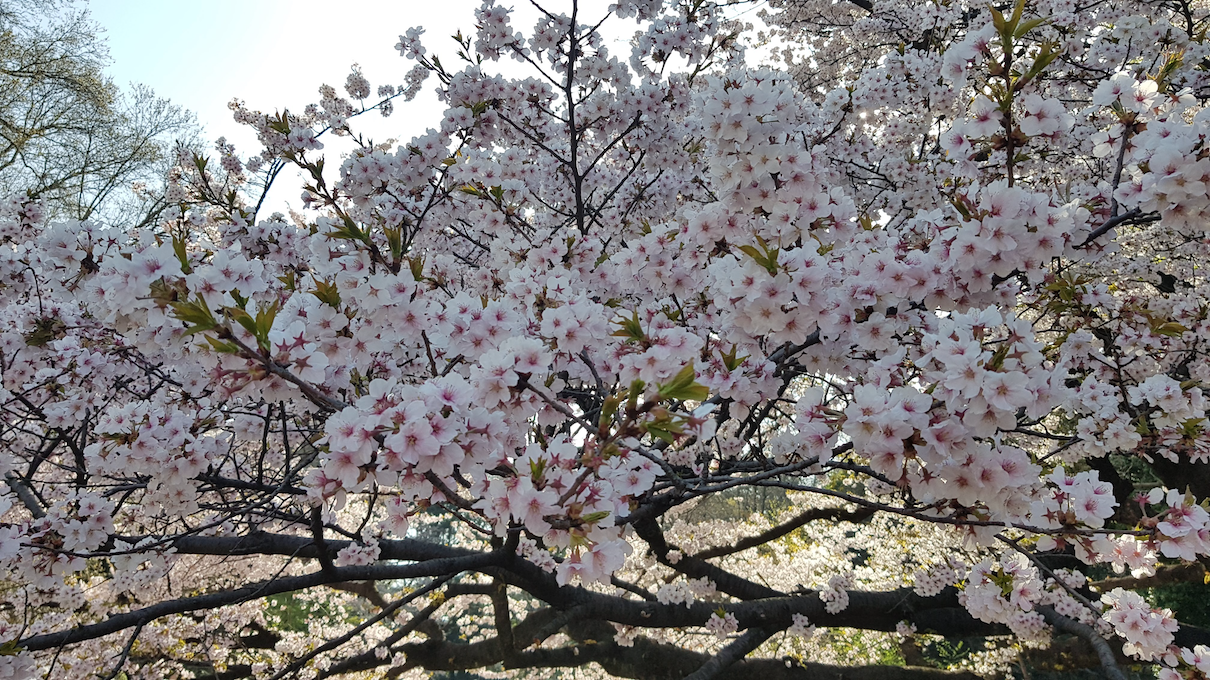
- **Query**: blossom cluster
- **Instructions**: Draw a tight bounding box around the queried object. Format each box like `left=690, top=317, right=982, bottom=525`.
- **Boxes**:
left=4, top=0, right=1210, bottom=676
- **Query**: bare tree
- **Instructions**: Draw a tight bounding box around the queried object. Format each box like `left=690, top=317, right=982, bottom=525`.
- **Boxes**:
left=0, top=0, right=198, bottom=226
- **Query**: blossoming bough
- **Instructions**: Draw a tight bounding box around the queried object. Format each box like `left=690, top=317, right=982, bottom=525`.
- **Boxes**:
left=4, top=0, right=1210, bottom=677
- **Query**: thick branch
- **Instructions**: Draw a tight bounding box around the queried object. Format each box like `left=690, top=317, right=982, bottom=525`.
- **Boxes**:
left=1093, top=563, right=1206, bottom=592
left=19, top=553, right=501, bottom=651
left=1038, top=606, right=1128, bottom=680
left=534, top=621, right=980, bottom=680
left=633, top=516, right=784, bottom=600
left=73, top=531, right=1007, bottom=651
left=3, top=472, right=45, bottom=518
left=684, top=626, right=776, bottom=680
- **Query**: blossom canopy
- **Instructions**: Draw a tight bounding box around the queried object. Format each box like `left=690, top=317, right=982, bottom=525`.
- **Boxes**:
left=3, top=0, right=1210, bottom=679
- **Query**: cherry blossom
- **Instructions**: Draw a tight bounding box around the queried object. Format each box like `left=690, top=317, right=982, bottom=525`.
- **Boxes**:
left=2, top=0, right=1210, bottom=678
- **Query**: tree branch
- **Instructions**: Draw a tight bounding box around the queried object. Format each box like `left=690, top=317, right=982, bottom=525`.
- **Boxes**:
left=1038, top=606, right=1128, bottom=680
left=684, top=626, right=776, bottom=680
left=18, top=552, right=502, bottom=651
left=692, top=506, right=875, bottom=560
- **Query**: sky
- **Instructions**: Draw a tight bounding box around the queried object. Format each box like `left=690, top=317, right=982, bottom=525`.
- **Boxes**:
left=87, top=0, right=625, bottom=214
left=90, top=0, right=479, bottom=152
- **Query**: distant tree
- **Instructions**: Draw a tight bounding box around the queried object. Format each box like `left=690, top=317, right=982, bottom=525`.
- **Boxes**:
left=0, top=0, right=197, bottom=226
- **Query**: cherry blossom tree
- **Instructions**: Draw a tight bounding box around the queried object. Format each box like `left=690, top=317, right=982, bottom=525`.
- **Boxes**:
left=5, top=0, right=1210, bottom=678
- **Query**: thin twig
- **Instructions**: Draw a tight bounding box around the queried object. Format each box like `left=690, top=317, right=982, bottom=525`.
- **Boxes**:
left=99, top=623, right=144, bottom=680
left=1077, top=208, right=1159, bottom=249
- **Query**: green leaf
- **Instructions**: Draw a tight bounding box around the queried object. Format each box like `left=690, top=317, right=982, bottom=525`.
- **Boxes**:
left=1008, top=0, right=1025, bottom=31
left=254, top=301, right=280, bottom=352
left=277, top=269, right=297, bottom=292
left=267, top=112, right=291, bottom=135
left=660, top=362, right=696, bottom=394
left=580, top=510, right=610, bottom=524
left=385, top=226, right=404, bottom=261
left=306, top=158, right=327, bottom=191
left=1023, top=42, right=1060, bottom=82
left=611, top=310, right=645, bottom=342
left=225, top=306, right=258, bottom=339
left=739, top=234, right=781, bottom=275
left=627, top=379, right=645, bottom=412
left=408, top=255, right=425, bottom=282
left=342, top=215, right=368, bottom=243
left=720, top=344, right=747, bottom=372
left=310, top=276, right=342, bottom=309
left=528, top=457, right=547, bottom=483
left=203, top=335, right=241, bottom=354
left=658, top=363, right=710, bottom=402
left=1013, top=16, right=1047, bottom=39
left=990, top=6, right=1007, bottom=36
left=171, top=233, right=192, bottom=274
left=1154, top=51, right=1185, bottom=94
left=23, top=317, right=64, bottom=347
left=737, top=244, right=765, bottom=261
left=988, top=569, right=1015, bottom=597
left=325, top=215, right=367, bottom=242
left=1155, top=322, right=1188, bottom=337
left=644, top=422, right=678, bottom=444
left=599, top=395, right=622, bottom=431
left=170, top=296, right=217, bottom=335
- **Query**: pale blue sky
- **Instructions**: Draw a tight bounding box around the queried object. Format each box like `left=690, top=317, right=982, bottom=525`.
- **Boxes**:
left=87, top=0, right=622, bottom=213
left=90, top=0, right=480, bottom=153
